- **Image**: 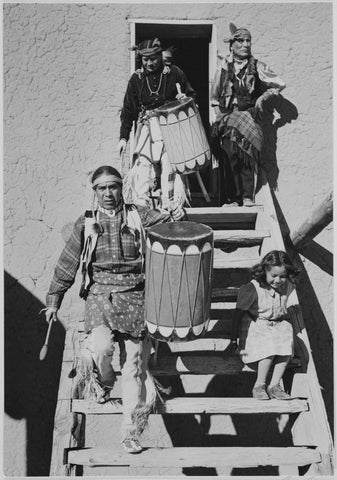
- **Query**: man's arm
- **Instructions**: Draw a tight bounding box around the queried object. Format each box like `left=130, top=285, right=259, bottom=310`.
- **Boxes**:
left=172, top=65, right=197, bottom=102
left=137, top=204, right=186, bottom=228
left=46, top=216, right=84, bottom=309
left=119, top=74, right=141, bottom=143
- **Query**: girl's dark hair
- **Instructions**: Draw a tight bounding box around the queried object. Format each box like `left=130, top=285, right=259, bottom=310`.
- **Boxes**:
left=91, top=166, right=122, bottom=188
left=252, top=250, right=300, bottom=286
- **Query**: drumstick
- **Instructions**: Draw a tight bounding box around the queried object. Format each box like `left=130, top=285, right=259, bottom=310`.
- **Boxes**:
left=176, top=82, right=182, bottom=96
left=39, top=315, right=55, bottom=361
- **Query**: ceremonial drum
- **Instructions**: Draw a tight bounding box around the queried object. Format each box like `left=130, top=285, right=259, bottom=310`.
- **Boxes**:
left=145, top=222, right=213, bottom=341
left=154, top=97, right=211, bottom=174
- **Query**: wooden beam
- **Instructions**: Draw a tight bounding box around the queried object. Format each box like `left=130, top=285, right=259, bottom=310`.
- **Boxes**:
left=213, top=256, right=259, bottom=269
left=72, top=397, right=309, bottom=415
left=185, top=207, right=258, bottom=229
left=150, top=354, right=300, bottom=376
left=290, top=191, right=333, bottom=249
left=213, top=229, right=270, bottom=246
left=67, top=446, right=321, bottom=468
left=49, top=328, right=85, bottom=476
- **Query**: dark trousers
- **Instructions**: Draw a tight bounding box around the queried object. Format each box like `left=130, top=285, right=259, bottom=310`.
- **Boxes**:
left=228, top=154, right=255, bottom=203
left=211, top=135, right=255, bottom=205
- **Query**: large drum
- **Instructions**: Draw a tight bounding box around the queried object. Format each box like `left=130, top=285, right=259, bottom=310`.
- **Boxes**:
left=145, top=221, right=213, bottom=341
left=154, top=97, right=211, bottom=174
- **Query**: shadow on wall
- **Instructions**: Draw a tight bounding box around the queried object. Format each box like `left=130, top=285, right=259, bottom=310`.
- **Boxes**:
left=261, top=94, right=299, bottom=190
left=5, top=271, right=65, bottom=476
left=271, top=192, right=334, bottom=436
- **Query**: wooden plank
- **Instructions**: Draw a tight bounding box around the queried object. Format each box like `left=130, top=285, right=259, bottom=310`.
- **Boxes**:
left=210, top=302, right=236, bottom=310
left=72, top=397, right=309, bottom=415
left=185, top=206, right=261, bottom=215
left=67, top=446, right=321, bottom=468
left=168, top=337, right=232, bottom=352
left=185, top=207, right=258, bottom=230
left=288, top=304, right=334, bottom=474
left=150, top=354, right=301, bottom=376
left=279, top=465, right=299, bottom=475
left=150, top=354, right=247, bottom=375
left=290, top=191, right=333, bottom=249
left=213, top=256, right=259, bottom=269
left=213, top=229, right=270, bottom=246
left=50, top=328, right=84, bottom=476
left=254, top=172, right=285, bottom=255
left=212, top=287, right=239, bottom=301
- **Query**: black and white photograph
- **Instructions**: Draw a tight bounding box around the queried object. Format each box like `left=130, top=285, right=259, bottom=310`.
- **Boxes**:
left=3, top=0, right=334, bottom=477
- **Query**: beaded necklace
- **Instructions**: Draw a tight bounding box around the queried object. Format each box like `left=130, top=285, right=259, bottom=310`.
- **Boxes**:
left=146, top=73, right=163, bottom=96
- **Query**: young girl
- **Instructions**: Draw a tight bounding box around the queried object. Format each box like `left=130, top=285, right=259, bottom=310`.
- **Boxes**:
left=230, top=250, right=300, bottom=400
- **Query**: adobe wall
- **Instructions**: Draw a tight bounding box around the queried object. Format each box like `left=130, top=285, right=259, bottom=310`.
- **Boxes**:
left=3, top=2, right=333, bottom=476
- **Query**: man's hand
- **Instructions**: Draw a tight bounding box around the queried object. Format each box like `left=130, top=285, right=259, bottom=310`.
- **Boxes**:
left=170, top=204, right=185, bottom=221
left=45, top=307, right=58, bottom=324
left=175, top=92, right=187, bottom=100
left=118, top=139, right=127, bottom=156
left=255, top=88, right=280, bottom=112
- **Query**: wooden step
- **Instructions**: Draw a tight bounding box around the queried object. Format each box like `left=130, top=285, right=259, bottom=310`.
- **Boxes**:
left=168, top=337, right=232, bottom=352
left=72, top=396, right=309, bottom=415
left=212, top=287, right=239, bottom=301
left=67, top=446, right=320, bottom=468
left=150, top=354, right=253, bottom=375
left=213, top=229, right=270, bottom=246
left=185, top=208, right=258, bottom=230
left=213, top=254, right=259, bottom=270
left=150, top=354, right=301, bottom=376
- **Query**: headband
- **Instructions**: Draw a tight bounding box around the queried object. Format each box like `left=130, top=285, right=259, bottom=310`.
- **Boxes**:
left=131, top=38, right=162, bottom=57
left=223, top=23, right=252, bottom=43
left=92, top=174, right=123, bottom=188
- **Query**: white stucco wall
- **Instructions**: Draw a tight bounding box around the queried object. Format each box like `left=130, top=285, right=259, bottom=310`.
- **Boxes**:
left=3, top=2, right=333, bottom=476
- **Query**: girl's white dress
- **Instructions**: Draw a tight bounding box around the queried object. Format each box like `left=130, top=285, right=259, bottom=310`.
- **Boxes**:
left=237, top=279, right=295, bottom=364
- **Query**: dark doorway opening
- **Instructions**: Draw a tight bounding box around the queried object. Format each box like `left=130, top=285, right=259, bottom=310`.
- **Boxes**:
left=135, top=23, right=216, bottom=199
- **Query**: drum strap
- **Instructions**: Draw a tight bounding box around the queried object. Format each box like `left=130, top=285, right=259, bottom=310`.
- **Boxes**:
left=125, top=206, right=146, bottom=271
left=80, top=213, right=99, bottom=298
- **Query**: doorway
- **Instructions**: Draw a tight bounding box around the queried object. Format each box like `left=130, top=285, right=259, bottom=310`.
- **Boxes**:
left=130, top=20, right=217, bottom=199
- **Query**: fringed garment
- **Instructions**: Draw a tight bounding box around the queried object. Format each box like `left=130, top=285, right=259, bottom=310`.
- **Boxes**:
left=123, top=114, right=187, bottom=210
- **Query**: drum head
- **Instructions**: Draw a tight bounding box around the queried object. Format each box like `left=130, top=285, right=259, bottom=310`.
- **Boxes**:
left=147, top=221, right=213, bottom=250
left=155, top=96, right=194, bottom=115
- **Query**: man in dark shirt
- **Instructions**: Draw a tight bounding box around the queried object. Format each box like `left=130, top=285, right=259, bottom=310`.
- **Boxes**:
left=118, top=38, right=196, bottom=210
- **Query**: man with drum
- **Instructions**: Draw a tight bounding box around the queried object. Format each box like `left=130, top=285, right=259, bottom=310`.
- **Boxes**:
left=211, top=23, right=286, bottom=207
left=44, top=165, right=185, bottom=454
left=118, top=38, right=196, bottom=212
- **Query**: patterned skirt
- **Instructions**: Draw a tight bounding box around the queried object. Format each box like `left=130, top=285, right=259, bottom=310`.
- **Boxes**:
left=84, top=271, right=146, bottom=338
left=239, top=314, right=294, bottom=364
left=216, top=108, right=263, bottom=166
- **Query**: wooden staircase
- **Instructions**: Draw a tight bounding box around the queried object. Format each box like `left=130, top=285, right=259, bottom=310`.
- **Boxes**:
left=50, top=173, right=334, bottom=476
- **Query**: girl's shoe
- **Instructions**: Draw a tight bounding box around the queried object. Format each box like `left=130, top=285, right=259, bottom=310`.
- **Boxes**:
left=267, top=384, right=292, bottom=400
left=121, top=436, right=143, bottom=454
left=252, top=384, right=269, bottom=400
